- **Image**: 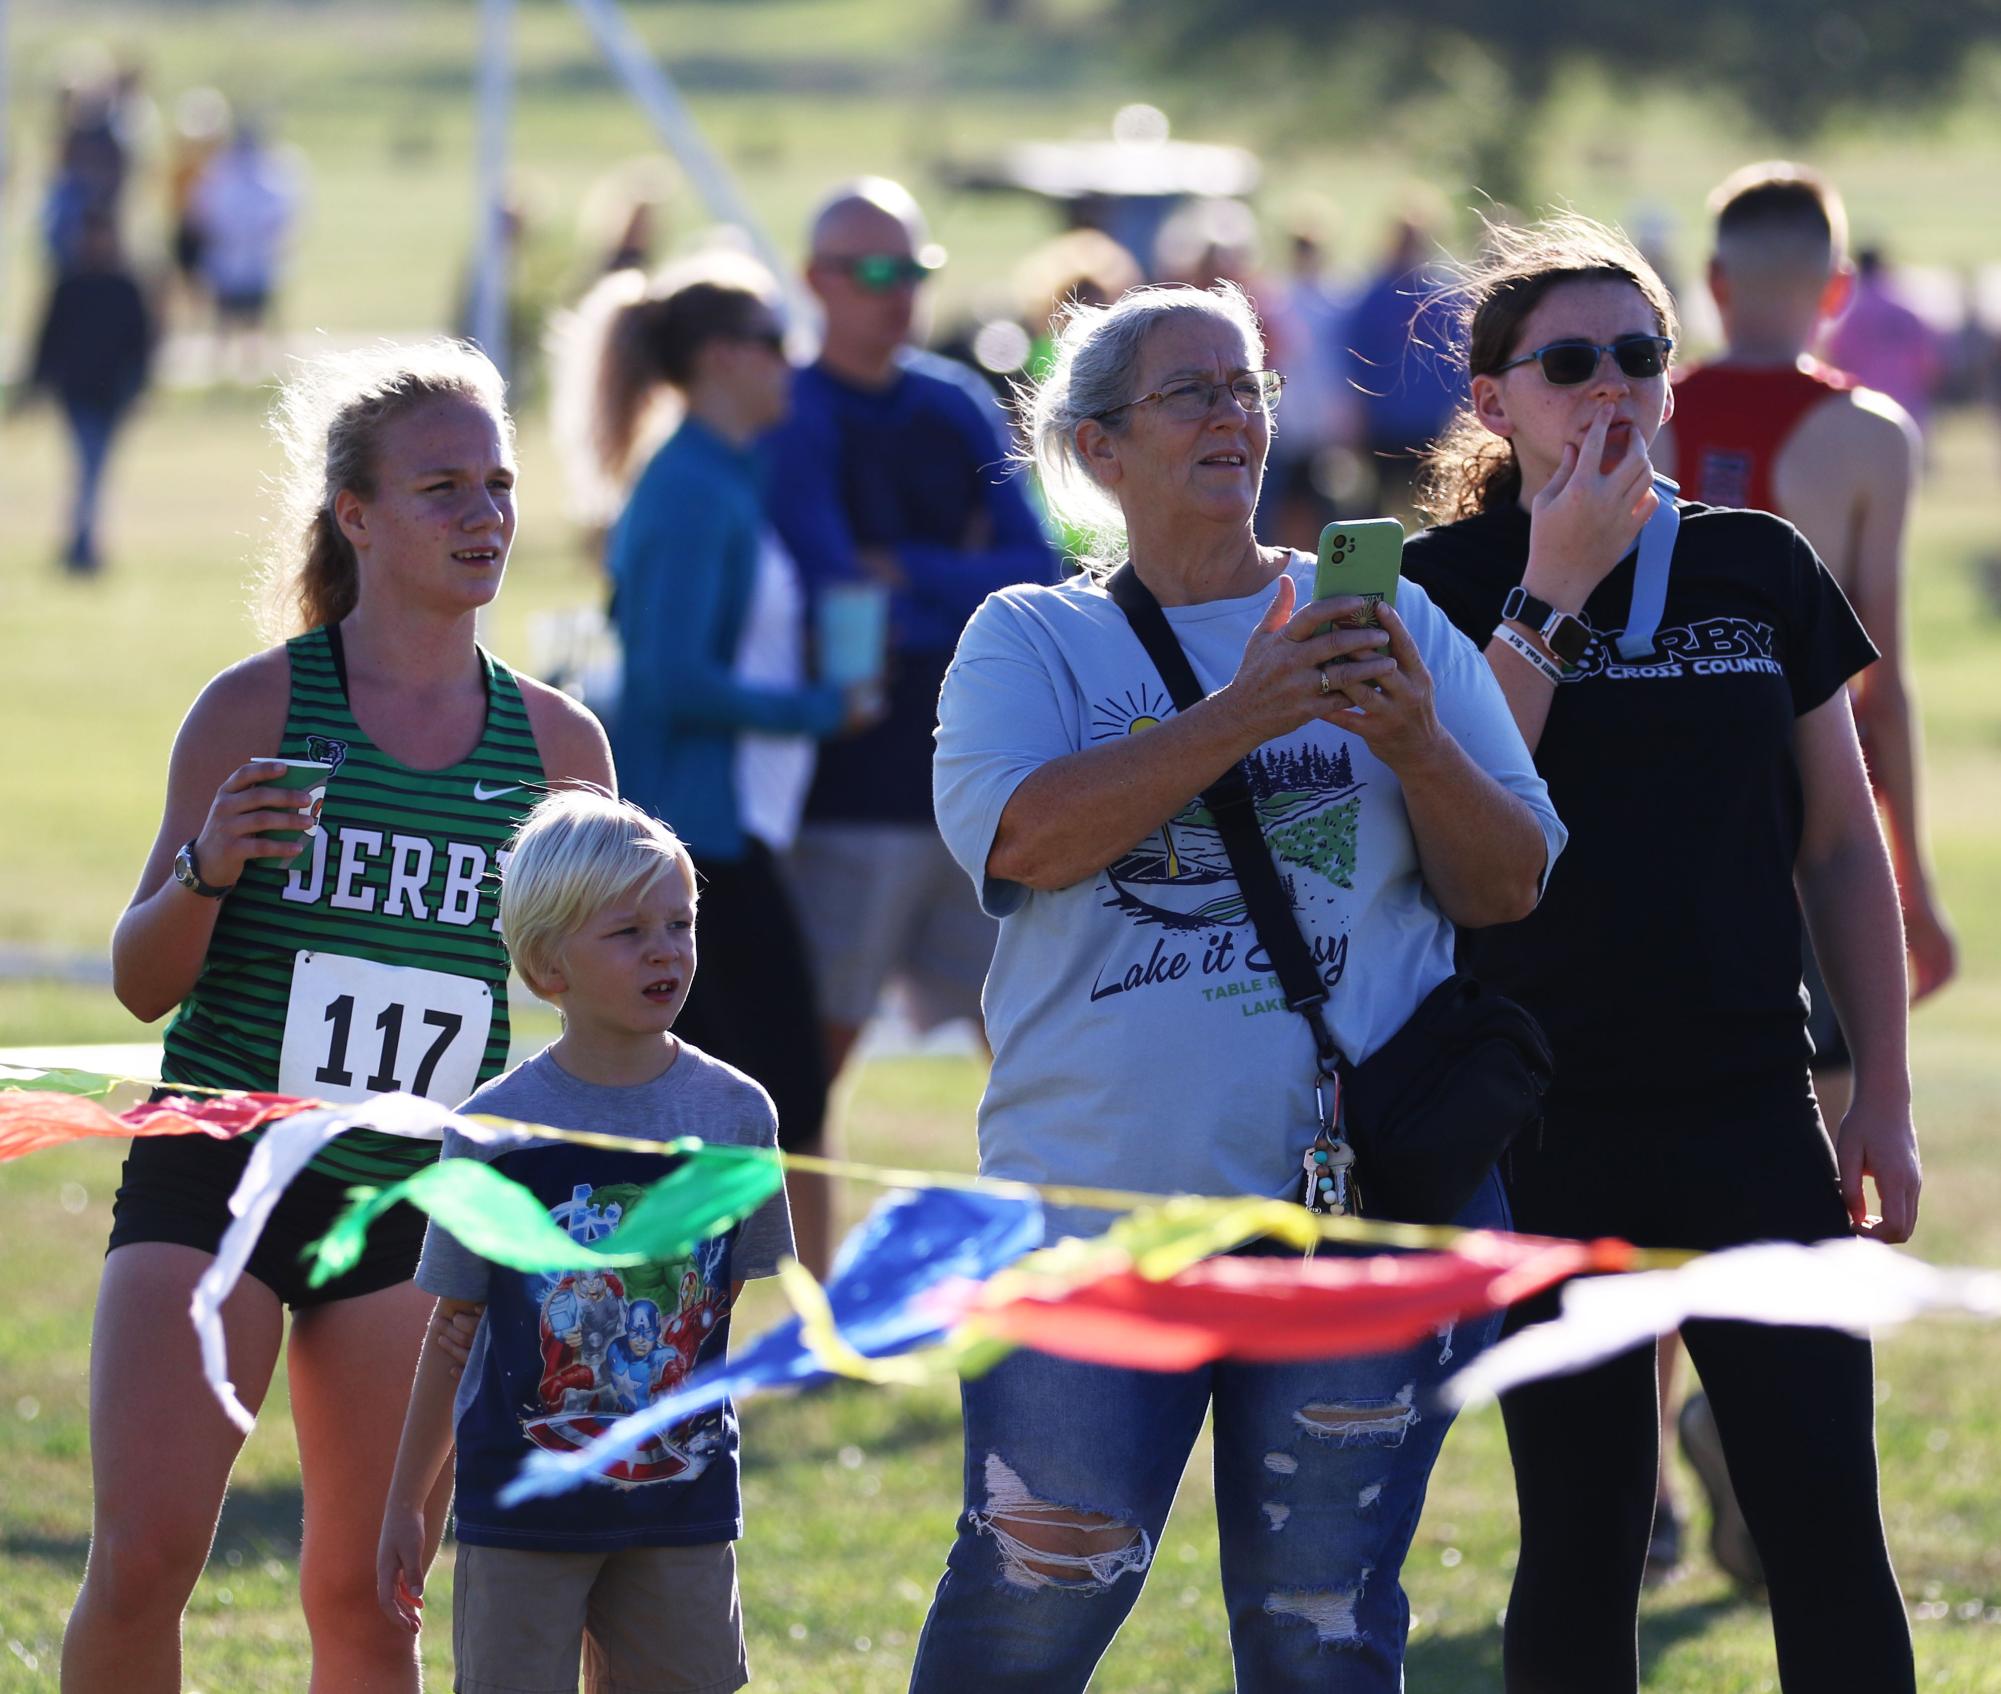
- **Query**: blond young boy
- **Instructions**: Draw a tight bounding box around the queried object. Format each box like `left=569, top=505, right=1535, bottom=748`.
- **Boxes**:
left=376, top=791, right=792, bottom=1694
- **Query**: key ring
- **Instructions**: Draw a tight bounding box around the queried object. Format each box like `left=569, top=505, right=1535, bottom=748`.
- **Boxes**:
left=1303, top=1065, right=1355, bottom=1217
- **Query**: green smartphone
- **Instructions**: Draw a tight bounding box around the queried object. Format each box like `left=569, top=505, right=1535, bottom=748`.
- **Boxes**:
left=1314, top=517, right=1405, bottom=630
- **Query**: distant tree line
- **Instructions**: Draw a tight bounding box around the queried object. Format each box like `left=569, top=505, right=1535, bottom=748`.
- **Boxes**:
left=1122, top=0, right=2001, bottom=197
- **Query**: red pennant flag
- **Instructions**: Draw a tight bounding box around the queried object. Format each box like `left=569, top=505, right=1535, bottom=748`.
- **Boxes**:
left=972, top=1234, right=1634, bottom=1371
left=0, top=1088, right=316, bottom=1162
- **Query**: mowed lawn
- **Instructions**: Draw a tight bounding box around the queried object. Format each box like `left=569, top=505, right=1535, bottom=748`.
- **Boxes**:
left=4, top=1, right=2001, bottom=1683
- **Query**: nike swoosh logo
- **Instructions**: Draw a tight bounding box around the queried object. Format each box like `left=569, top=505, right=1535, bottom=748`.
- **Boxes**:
left=473, top=782, right=524, bottom=802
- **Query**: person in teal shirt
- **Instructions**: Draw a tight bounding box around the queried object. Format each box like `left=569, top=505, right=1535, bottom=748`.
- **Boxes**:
left=576, top=252, right=865, bottom=1270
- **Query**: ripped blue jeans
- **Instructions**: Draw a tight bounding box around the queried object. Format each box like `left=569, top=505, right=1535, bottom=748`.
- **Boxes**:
left=907, top=1171, right=1508, bottom=1694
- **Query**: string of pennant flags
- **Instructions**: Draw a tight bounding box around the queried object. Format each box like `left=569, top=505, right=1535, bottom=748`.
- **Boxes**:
left=6, top=1065, right=2000, bottom=1505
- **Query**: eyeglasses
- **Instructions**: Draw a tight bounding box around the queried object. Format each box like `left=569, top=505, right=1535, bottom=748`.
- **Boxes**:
left=820, top=253, right=940, bottom=293
left=1493, top=335, right=1674, bottom=385
left=1096, top=369, right=1286, bottom=422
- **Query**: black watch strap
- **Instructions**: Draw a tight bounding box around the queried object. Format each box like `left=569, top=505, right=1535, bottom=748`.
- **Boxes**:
left=1502, top=585, right=1590, bottom=668
left=1502, top=585, right=1554, bottom=627
left=175, top=838, right=234, bottom=898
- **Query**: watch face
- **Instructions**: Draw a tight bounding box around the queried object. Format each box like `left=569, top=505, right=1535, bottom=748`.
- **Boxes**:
left=1546, top=617, right=1591, bottom=665
left=173, top=844, right=195, bottom=887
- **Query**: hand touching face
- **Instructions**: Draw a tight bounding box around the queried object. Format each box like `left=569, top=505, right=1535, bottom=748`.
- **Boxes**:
left=1470, top=277, right=1673, bottom=503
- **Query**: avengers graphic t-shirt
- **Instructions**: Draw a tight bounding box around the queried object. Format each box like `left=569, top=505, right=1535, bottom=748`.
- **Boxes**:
left=1402, top=499, right=1878, bottom=1096
left=932, top=555, right=1564, bottom=1202
left=416, top=1045, right=792, bottom=1550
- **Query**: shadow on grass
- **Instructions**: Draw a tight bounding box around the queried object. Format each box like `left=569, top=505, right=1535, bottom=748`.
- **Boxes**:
left=1, top=1528, right=90, bottom=1566
left=211, top=1479, right=306, bottom=1561
left=1407, top=1591, right=1752, bottom=1685
left=2, top=1480, right=307, bottom=1570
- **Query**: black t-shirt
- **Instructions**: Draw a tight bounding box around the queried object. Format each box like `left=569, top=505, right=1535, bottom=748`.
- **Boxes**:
left=1403, top=500, right=1878, bottom=1097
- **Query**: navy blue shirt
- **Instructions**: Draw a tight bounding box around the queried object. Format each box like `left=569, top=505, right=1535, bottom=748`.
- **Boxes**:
left=447, top=1145, right=741, bottom=1548
left=764, top=349, right=1057, bottom=825
left=1339, top=263, right=1465, bottom=453
left=415, top=1047, right=792, bottom=1550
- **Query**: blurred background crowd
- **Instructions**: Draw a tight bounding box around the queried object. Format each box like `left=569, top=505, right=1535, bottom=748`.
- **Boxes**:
left=8, top=24, right=2001, bottom=580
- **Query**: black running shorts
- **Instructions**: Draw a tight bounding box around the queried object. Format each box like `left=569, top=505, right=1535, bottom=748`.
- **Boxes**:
left=108, top=1128, right=428, bottom=1308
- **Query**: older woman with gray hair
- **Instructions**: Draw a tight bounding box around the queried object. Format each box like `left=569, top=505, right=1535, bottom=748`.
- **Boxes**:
left=907, top=282, right=1566, bottom=1692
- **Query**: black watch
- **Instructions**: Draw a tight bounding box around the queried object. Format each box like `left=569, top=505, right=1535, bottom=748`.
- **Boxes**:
left=172, top=838, right=234, bottom=899
left=1502, top=585, right=1592, bottom=669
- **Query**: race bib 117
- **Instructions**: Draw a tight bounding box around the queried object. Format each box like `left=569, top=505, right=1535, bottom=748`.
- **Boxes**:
left=278, top=950, right=493, bottom=1105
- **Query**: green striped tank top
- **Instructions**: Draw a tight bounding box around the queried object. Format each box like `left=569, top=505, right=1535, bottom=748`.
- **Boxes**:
left=162, top=626, right=545, bottom=1184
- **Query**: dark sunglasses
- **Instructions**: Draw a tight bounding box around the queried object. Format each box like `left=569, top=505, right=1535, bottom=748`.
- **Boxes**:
left=1493, top=334, right=1674, bottom=385
left=822, top=253, right=939, bottom=293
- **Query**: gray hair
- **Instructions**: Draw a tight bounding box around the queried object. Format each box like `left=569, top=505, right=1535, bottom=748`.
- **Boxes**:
left=1016, top=281, right=1266, bottom=577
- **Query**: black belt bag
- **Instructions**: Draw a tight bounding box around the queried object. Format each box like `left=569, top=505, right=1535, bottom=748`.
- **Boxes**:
left=1107, top=561, right=1553, bottom=1224
left=1341, top=971, right=1552, bottom=1223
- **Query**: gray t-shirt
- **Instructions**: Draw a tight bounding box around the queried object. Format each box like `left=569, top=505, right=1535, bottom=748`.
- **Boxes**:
left=418, top=1043, right=794, bottom=1303
left=932, top=555, right=1565, bottom=1201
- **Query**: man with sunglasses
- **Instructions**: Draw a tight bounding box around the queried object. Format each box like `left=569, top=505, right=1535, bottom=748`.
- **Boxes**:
left=765, top=177, right=1058, bottom=1269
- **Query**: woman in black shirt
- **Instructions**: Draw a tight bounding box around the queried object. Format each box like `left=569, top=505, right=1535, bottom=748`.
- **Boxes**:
left=1402, top=215, right=1917, bottom=1694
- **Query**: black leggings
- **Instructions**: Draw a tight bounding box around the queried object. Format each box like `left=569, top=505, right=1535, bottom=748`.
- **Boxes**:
left=1498, top=1070, right=1913, bottom=1694
left=672, top=838, right=829, bottom=1153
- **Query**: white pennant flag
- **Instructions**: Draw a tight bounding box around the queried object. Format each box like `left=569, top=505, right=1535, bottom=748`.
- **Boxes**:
left=190, top=1092, right=504, bottom=1429
left=1444, top=1238, right=2001, bottom=1409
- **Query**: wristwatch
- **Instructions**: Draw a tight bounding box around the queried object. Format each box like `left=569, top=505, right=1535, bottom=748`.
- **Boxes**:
left=172, top=837, right=234, bottom=898
left=1502, top=585, right=1592, bottom=670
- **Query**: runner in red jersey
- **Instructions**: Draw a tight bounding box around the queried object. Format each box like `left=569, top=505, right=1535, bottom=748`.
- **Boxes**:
left=1669, top=355, right=1855, bottom=516
left=1661, top=162, right=1955, bottom=1089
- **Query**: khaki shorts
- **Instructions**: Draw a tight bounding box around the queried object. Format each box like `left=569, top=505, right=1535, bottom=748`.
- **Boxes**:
left=452, top=1540, right=747, bottom=1694
left=785, top=822, right=996, bottom=1032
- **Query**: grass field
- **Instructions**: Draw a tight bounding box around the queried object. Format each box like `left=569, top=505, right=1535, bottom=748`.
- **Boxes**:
left=5, top=1, right=2001, bottom=1688
left=4, top=409, right=1999, bottom=1692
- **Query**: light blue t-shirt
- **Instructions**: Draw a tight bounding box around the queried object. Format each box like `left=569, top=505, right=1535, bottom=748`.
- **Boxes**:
left=932, top=554, right=1566, bottom=1202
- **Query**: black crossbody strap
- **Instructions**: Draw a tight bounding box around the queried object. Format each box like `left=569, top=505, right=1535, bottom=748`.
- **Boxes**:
left=1105, top=564, right=1341, bottom=1074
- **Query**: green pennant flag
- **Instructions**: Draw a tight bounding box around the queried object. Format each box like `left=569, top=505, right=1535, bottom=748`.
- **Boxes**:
left=307, top=1144, right=783, bottom=1287
left=0, top=1066, right=123, bottom=1098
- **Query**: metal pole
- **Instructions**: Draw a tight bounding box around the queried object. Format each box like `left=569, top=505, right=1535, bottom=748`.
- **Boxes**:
left=0, top=0, right=14, bottom=383
left=567, top=0, right=809, bottom=330
left=470, top=0, right=513, bottom=376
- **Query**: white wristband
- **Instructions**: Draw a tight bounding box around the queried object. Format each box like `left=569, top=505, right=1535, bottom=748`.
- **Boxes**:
left=1493, top=623, right=1564, bottom=685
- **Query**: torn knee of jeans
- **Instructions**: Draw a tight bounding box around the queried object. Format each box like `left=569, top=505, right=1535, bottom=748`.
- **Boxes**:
left=975, top=1453, right=1152, bottom=1592
left=1293, top=1383, right=1418, bottom=1446
left=1265, top=1570, right=1371, bottom=1645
